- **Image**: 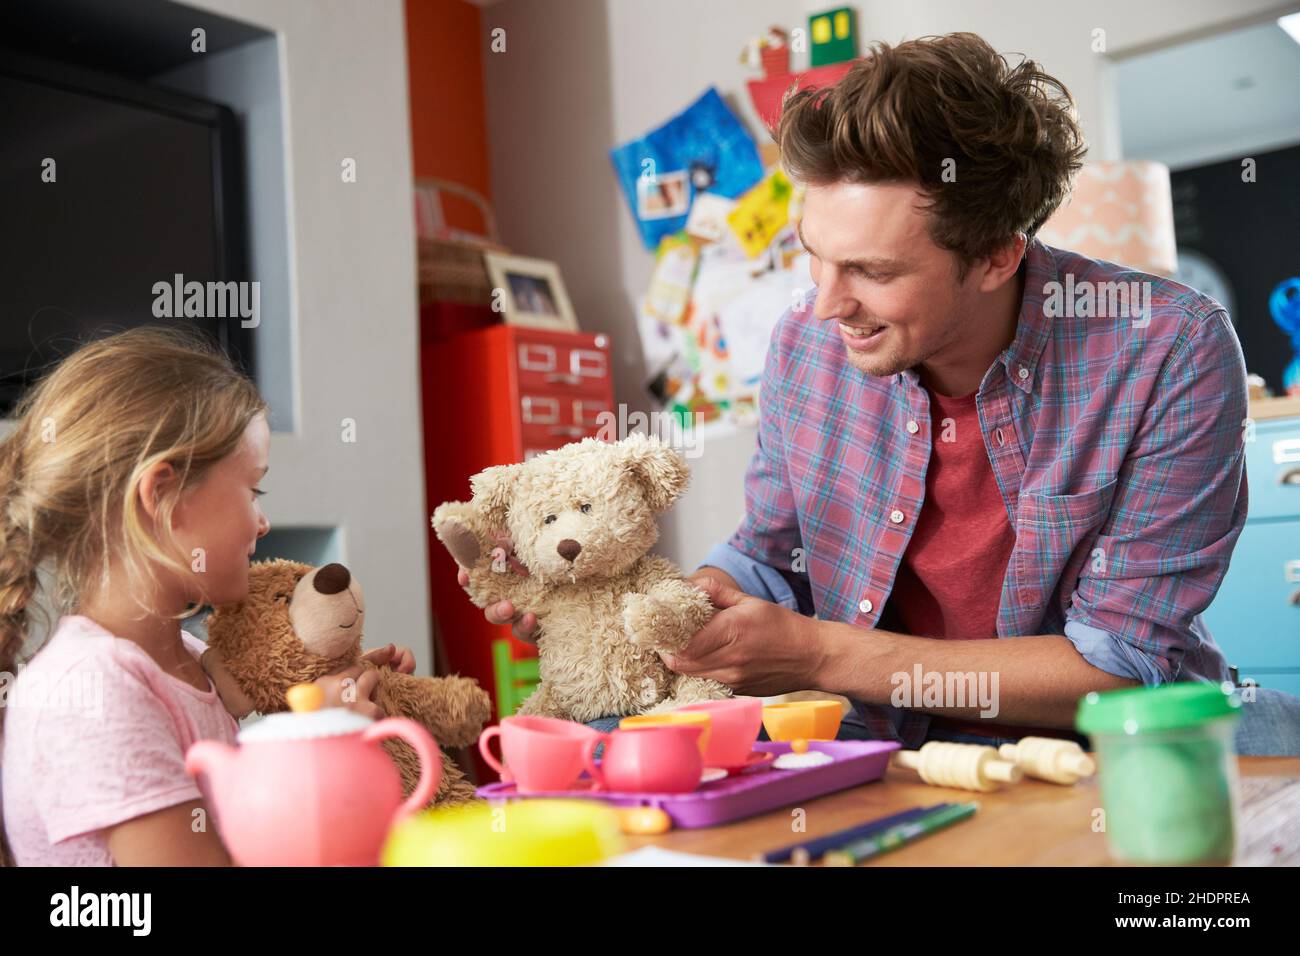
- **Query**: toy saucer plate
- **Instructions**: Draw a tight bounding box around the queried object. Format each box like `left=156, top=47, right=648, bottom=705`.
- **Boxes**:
left=708, top=750, right=777, bottom=777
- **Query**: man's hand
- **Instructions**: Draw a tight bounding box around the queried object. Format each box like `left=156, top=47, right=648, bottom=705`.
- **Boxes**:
left=664, top=573, right=828, bottom=696
left=458, top=567, right=538, bottom=643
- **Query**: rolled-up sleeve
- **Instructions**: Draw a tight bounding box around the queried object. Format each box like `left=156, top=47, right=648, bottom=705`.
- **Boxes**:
left=1063, top=619, right=1170, bottom=685
left=698, top=541, right=814, bottom=614
left=1066, top=306, right=1246, bottom=684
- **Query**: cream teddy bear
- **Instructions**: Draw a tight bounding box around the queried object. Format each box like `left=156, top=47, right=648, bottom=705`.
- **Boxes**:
left=432, top=434, right=729, bottom=722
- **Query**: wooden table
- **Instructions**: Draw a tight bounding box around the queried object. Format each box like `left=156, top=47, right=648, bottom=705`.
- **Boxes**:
left=624, top=757, right=1300, bottom=866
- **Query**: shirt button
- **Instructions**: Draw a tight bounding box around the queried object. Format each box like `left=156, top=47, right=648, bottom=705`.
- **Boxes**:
left=859, top=598, right=874, bottom=614
left=906, top=420, right=919, bottom=434
left=889, top=509, right=905, bottom=524
left=1017, top=366, right=1030, bottom=380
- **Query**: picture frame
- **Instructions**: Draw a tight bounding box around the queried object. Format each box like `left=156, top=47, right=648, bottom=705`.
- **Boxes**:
left=483, top=252, right=580, bottom=332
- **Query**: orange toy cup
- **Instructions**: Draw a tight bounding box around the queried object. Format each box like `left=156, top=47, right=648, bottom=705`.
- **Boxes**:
left=677, top=697, right=764, bottom=767
left=618, top=711, right=712, bottom=757
left=478, top=716, right=602, bottom=793
left=761, top=700, right=843, bottom=742
left=589, top=725, right=704, bottom=793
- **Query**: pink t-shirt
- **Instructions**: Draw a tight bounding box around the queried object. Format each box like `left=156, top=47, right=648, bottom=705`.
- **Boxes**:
left=1, top=615, right=238, bottom=866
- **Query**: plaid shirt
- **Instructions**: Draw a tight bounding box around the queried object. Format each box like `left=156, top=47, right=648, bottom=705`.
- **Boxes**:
left=701, top=240, right=1245, bottom=747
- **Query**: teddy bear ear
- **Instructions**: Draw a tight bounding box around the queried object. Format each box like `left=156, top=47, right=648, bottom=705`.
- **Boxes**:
left=469, top=462, right=519, bottom=529
left=618, top=433, right=689, bottom=512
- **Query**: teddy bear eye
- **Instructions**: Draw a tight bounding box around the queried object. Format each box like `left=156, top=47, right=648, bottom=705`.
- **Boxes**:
left=580, top=503, right=591, bottom=514
left=544, top=515, right=556, bottom=524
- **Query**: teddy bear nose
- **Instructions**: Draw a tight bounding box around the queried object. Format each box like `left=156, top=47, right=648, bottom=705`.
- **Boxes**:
left=557, top=539, right=582, bottom=562
left=313, top=563, right=351, bottom=595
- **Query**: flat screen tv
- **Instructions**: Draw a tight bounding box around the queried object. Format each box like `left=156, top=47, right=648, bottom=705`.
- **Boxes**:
left=0, top=49, right=251, bottom=413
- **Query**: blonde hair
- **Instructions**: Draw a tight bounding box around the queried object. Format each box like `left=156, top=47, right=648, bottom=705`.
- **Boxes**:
left=0, top=327, right=265, bottom=864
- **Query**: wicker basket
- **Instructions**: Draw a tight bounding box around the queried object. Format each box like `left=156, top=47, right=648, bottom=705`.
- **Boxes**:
left=415, top=178, right=507, bottom=307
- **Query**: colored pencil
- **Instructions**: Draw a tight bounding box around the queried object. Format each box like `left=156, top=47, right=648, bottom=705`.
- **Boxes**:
left=756, top=803, right=952, bottom=865
left=823, top=802, right=979, bottom=866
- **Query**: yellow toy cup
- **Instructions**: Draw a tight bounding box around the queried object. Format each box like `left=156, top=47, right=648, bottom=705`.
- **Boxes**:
left=762, top=700, right=842, bottom=742
left=618, top=711, right=712, bottom=756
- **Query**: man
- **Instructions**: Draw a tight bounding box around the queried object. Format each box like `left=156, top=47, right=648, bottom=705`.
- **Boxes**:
left=481, top=32, right=1246, bottom=748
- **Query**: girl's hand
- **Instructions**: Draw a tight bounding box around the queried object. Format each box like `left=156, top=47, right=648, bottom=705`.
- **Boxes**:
left=312, top=665, right=384, bottom=720
left=362, top=643, right=416, bottom=673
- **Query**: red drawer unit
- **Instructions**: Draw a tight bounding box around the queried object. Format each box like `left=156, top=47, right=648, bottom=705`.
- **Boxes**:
left=420, top=323, right=615, bottom=775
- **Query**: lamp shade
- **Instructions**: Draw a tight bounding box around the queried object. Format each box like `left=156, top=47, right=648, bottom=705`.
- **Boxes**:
left=1037, top=161, right=1178, bottom=276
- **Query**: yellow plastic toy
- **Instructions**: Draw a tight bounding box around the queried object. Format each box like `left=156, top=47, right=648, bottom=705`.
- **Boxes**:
left=617, top=806, right=673, bottom=835
left=382, top=800, right=624, bottom=867
left=998, top=737, right=1097, bottom=785
left=285, top=682, right=324, bottom=713
left=893, top=741, right=1022, bottom=792
left=762, top=701, right=842, bottom=741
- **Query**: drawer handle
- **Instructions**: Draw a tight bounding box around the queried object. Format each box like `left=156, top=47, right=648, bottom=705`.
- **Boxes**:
left=548, top=426, right=585, bottom=438
left=1279, top=467, right=1300, bottom=486
left=545, top=373, right=582, bottom=386
left=518, top=344, right=556, bottom=371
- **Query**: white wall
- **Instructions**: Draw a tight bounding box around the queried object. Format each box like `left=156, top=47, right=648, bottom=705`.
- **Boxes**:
left=1114, top=19, right=1300, bottom=170
left=482, top=0, right=1290, bottom=570
left=177, top=0, right=434, bottom=673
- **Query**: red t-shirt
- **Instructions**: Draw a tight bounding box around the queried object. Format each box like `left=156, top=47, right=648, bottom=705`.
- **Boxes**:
left=885, top=387, right=1075, bottom=741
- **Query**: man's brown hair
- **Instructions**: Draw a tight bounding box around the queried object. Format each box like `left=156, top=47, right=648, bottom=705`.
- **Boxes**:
left=778, top=32, right=1087, bottom=270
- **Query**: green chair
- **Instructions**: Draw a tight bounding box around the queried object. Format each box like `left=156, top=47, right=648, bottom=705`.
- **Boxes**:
left=492, top=639, right=540, bottom=720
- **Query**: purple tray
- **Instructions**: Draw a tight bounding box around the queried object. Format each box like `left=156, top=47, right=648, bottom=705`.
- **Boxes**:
left=475, top=739, right=901, bottom=829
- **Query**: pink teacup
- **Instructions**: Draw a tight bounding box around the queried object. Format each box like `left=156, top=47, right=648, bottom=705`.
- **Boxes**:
left=588, top=725, right=704, bottom=793
left=678, top=697, right=764, bottom=767
left=478, top=716, right=602, bottom=793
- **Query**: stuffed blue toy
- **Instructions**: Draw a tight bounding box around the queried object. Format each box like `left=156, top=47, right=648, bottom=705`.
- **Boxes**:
left=1270, top=277, right=1300, bottom=394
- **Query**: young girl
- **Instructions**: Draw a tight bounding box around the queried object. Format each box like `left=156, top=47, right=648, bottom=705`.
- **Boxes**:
left=0, top=328, right=412, bottom=866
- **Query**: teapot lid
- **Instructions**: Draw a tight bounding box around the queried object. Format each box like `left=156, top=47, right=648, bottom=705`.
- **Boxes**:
left=237, top=683, right=373, bottom=743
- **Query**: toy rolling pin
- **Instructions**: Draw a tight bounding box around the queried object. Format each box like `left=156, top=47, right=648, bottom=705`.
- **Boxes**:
left=998, top=737, right=1096, bottom=785
left=893, top=741, right=1022, bottom=792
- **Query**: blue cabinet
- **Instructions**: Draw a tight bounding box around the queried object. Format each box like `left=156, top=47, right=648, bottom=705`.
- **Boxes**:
left=1203, top=409, right=1300, bottom=690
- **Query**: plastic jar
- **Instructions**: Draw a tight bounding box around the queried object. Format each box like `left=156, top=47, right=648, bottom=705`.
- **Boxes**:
left=1076, top=682, right=1242, bottom=864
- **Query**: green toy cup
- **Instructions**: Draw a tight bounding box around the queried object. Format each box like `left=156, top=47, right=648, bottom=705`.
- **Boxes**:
left=1076, top=682, right=1242, bottom=865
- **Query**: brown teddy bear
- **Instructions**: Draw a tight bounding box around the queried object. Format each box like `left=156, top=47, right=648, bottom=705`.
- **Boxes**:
left=432, top=433, right=729, bottom=723
left=201, top=559, right=490, bottom=806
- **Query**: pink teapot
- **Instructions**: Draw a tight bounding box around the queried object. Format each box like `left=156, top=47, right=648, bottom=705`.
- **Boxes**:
left=185, top=683, right=441, bottom=866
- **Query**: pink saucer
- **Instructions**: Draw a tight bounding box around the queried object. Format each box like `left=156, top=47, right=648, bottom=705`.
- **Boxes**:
left=708, top=750, right=777, bottom=777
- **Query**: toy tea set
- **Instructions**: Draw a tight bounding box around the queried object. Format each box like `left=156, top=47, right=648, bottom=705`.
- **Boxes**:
left=473, top=697, right=901, bottom=829
left=186, top=684, right=444, bottom=867
left=183, top=679, right=1244, bottom=866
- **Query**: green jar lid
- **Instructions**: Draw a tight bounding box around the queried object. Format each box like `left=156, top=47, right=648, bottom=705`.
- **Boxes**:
left=1076, top=681, right=1241, bottom=736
